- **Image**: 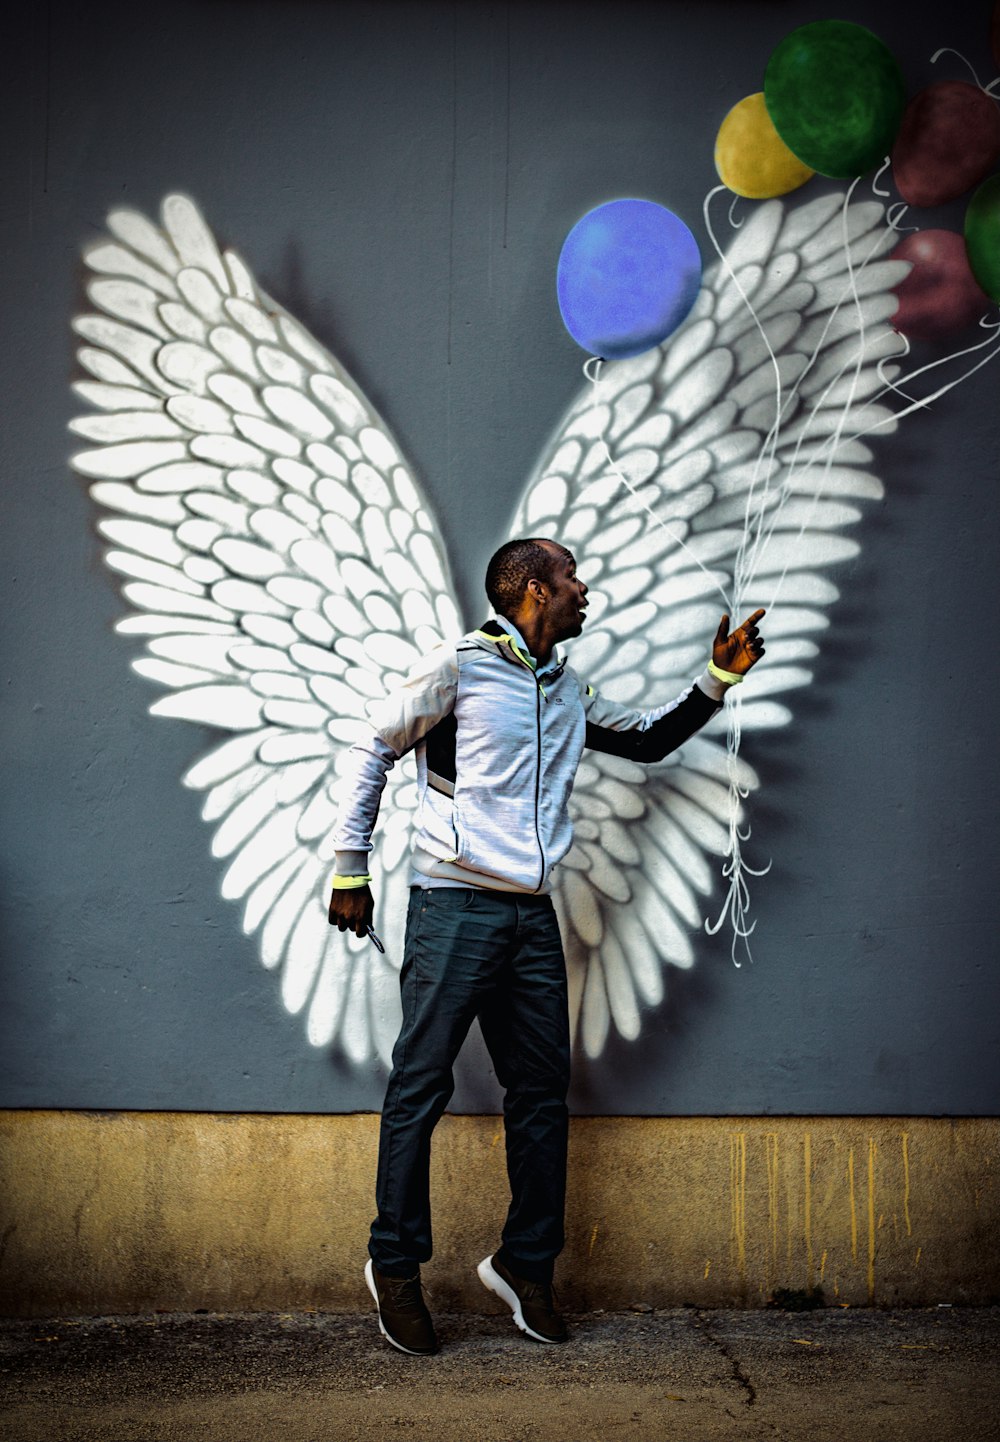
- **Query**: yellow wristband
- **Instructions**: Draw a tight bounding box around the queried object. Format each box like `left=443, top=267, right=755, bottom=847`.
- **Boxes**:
left=708, top=660, right=744, bottom=686
left=330, top=874, right=372, bottom=890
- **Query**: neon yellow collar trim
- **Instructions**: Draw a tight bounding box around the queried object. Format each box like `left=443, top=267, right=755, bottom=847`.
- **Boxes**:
left=476, top=623, right=537, bottom=672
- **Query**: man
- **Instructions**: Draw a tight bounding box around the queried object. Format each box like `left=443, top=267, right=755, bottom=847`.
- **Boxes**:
left=328, top=538, right=764, bottom=1355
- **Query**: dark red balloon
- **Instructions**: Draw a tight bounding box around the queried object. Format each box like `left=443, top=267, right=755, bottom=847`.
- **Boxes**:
left=891, top=230, right=991, bottom=340
left=892, top=81, right=1000, bottom=206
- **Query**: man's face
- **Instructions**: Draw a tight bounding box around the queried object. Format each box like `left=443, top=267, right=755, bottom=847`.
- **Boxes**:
left=539, top=542, right=588, bottom=642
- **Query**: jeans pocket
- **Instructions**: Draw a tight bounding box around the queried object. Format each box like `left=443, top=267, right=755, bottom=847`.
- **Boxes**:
left=423, top=887, right=477, bottom=911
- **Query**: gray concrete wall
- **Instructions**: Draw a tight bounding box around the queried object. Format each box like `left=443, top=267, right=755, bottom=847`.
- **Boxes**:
left=1, top=0, right=999, bottom=1117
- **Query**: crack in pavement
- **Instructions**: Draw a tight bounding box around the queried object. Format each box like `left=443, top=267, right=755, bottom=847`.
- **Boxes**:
left=690, top=1310, right=757, bottom=1408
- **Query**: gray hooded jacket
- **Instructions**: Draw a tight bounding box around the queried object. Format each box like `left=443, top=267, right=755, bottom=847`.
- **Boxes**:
left=332, top=618, right=727, bottom=895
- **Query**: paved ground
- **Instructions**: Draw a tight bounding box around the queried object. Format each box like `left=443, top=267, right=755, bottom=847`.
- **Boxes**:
left=1, top=1305, right=998, bottom=1441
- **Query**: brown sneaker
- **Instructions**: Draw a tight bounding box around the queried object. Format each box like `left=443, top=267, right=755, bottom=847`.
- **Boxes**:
left=364, top=1259, right=438, bottom=1355
left=477, top=1253, right=567, bottom=1343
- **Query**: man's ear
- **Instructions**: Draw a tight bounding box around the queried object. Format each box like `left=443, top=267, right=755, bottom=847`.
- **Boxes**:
left=526, top=577, right=548, bottom=605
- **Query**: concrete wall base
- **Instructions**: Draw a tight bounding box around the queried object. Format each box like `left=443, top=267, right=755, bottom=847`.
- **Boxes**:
left=1, top=1112, right=996, bottom=1316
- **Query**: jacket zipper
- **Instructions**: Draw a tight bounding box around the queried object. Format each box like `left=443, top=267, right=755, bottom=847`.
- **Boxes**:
left=493, top=633, right=551, bottom=892
left=532, top=673, right=545, bottom=892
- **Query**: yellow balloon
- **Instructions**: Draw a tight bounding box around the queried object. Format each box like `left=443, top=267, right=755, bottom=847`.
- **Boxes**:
left=715, top=92, right=815, bottom=199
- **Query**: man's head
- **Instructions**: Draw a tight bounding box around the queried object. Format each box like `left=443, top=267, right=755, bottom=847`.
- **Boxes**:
left=485, top=538, right=566, bottom=617
left=485, top=537, right=588, bottom=653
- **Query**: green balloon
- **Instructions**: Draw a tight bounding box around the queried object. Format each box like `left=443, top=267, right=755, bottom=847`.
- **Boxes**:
left=965, top=174, right=1000, bottom=302
left=764, top=21, right=906, bottom=179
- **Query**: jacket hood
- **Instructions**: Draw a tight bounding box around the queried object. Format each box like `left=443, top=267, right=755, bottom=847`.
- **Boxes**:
left=472, top=618, right=566, bottom=679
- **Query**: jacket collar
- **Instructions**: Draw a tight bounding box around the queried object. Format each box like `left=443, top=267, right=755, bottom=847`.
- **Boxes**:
left=474, top=618, right=565, bottom=680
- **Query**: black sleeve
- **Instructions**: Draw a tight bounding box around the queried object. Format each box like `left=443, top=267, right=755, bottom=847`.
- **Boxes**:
left=584, top=686, right=721, bottom=764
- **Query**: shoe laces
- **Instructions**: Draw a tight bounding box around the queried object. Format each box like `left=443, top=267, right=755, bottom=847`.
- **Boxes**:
left=518, top=1278, right=560, bottom=1311
left=381, top=1274, right=430, bottom=1315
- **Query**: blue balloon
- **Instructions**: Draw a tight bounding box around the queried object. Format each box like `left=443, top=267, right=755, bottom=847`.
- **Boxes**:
left=557, top=199, right=702, bottom=359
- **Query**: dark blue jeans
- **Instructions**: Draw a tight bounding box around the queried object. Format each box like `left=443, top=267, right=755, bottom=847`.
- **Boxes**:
left=369, top=887, right=570, bottom=1284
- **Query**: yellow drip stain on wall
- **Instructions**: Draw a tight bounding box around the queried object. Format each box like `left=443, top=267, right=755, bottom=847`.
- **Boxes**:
left=704, top=1258, right=712, bottom=1280
left=848, top=1147, right=858, bottom=1263
left=902, top=1132, right=912, bottom=1236
left=819, top=1248, right=827, bottom=1282
left=588, top=1225, right=599, bottom=1259
left=491, top=1128, right=502, bottom=1149
left=803, top=1132, right=814, bottom=1286
left=867, top=1137, right=878, bottom=1304
left=766, top=1133, right=779, bottom=1287
left=914, top=1246, right=922, bottom=1268
left=729, top=1132, right=747, bottom=1286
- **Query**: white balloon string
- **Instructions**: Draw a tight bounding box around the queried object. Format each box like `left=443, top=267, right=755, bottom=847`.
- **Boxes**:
left=930, top=46, right=986, bottom=89
left=833, top=319, right=1000, bottom=450
left=586, top=341, right=761, bottom=966
left=866, top=311, right=1000, bottom=396
left=752, top=210, right=1000, bottom=604
left=702, top=183, right=798, bottom=963
left=707, top=184, right=894, bottom=959
left=703, top=186, right=789, bottom=631
left=931, top=45, right=1000, bottom=97
left=736, top=185, right=930, bottom=617
left=585, top=358, right=734, bottom=614
left=877, top=334, right=920, bottom=406
left=885, top=202, right=917, bottom=233
left=758, top=179, right=871, bottom=615
left=765, top=228, right=905, bottom=523
left=702, top=181, right=998, bottom=958
left=871, top=156, right=893, bottom=198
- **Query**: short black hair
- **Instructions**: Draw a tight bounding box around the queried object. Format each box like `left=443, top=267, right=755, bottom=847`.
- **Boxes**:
left=485, top=538, right=567, bottom=616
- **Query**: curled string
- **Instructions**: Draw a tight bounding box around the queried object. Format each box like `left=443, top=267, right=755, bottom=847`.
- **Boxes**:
left=886, top=202, right=916, bottom=233
left=930, top=46, right=1000, bottom=95
left=871, top=163, right=917, bottom=230
left=877, top=334, right=920, bottom=406
left=871, top=156, right=893, bottom=198
left=828, top=313, right=1000, bottom=451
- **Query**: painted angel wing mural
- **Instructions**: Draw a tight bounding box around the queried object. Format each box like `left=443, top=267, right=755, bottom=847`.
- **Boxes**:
left=70, top=191, right=905, bottom=1065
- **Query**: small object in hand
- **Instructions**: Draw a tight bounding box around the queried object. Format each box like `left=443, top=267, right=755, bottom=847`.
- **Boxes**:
left=367, top=925, right=385, bottom=953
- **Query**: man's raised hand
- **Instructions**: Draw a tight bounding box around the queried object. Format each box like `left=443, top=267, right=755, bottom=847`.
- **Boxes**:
left=713, top=609, right=766, bottom=677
